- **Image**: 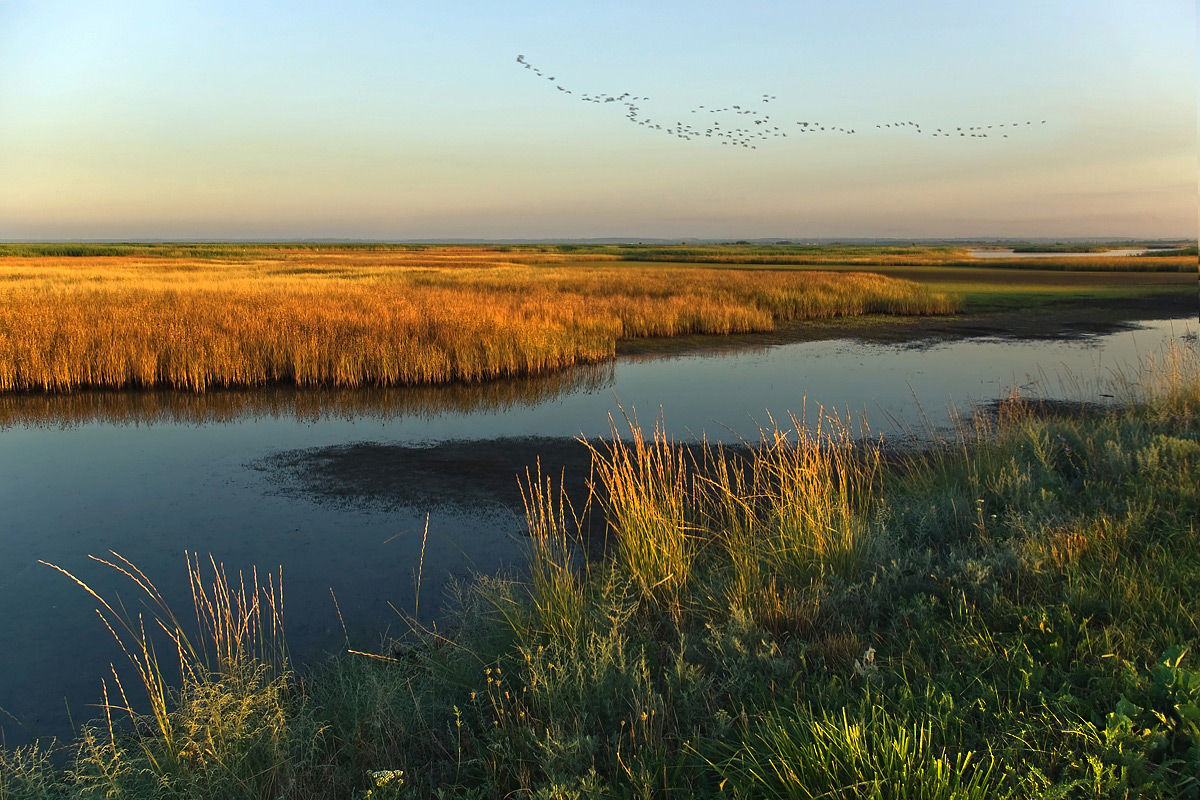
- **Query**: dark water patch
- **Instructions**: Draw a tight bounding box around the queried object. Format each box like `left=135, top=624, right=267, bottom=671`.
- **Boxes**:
left=970, top=247, right=1154, bottom=257
left=255, top=436, right=596, bottom=514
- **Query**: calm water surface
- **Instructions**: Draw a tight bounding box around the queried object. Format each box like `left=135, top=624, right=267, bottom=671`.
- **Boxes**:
left=967, top=247, right=1154, bottom=258
left=0, top=316, right=1194, bottom=746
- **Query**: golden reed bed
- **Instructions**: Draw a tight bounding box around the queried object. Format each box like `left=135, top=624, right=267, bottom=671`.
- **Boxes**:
left=0, top=248, right=959, bottom=392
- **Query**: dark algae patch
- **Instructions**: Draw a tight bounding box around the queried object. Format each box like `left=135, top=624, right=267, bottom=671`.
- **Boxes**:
left=255, top=436, right=596, bottom=514
left=5, top=342, right=1198, bottom=798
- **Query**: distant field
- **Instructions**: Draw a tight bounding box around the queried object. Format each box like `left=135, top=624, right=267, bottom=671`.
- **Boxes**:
left=951, top=255, right=1194, bottom=272
left=0, top=248, right=958, bottom=392
left=4, top=241, right=1194, bottom=268
left=775, top=262, right=1194, bottom=312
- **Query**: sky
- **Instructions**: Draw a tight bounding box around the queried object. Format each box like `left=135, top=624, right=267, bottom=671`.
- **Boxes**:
left=1, top=0, right=1196, bottom=241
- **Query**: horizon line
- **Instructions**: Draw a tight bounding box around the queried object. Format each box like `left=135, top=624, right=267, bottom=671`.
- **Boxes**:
left=2, top=235, right=1196, bottom=245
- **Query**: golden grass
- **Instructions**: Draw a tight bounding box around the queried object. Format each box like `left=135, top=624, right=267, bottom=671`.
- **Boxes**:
left=41, top=553, right=300, bottom=797
left=568, top=407, right=882, bottom=625
left=0, top=248, right=959, bottom=392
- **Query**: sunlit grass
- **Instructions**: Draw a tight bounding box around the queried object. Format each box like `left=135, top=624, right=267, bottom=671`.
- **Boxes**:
left=35, top=553, right=309, bottom=798
left=0, top=248, right=958, bottom=392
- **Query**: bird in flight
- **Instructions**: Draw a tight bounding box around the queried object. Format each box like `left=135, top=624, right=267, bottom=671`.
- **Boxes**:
left=515, top=55, right=1047, bottom=150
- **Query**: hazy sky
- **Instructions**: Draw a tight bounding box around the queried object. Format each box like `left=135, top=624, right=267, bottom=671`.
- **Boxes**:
left=1, top=1, right=1196, bottom=240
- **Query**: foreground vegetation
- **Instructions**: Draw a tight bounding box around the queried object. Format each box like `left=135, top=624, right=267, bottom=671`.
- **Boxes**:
left=4, top=341, right=1197, bottom=798
left=0, top=249, right=957, bottom=392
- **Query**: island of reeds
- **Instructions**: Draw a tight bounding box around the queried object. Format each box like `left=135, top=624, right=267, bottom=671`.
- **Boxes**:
left=3, top=342, right=1196, bottom=798
left=0, top=245, right=963, bottom=392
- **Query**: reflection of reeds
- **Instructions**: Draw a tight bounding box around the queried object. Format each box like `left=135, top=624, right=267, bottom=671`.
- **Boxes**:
left=0, top=250, right=958, bottom=392
left=0, top=360, right=613, bottom=429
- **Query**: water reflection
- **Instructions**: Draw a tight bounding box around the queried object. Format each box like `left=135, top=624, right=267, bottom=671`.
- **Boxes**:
left=0, top=362, right=615, bottom=429
left=968, top=247, right=1153, bottom=258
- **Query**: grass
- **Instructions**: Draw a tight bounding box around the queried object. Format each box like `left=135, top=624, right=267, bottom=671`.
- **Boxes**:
left=953, top=256, right=1193, bottom=272
left=1010, top=244, right=1123, bottom=253
left=1005, top=243, right=1196, bottom=256
left=0, top=248, right=959, bottom=392
left=2, top=242, right=1192, bottom=394
left=1140, top=245, right=1198, bottom=258
left=4, top=339, right=1197, bottom=798
left=770, top=262, right=1192, bottom=314
left=23, top=554, right=309, bottom=799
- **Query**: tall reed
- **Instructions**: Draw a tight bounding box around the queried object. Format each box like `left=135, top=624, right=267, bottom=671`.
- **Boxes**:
left=40, top=553, right=303, bottom=797
left=0, top=249, right=959, bottom=392
left=587, top=417, right=697, bottom=614
left=572, top=407, right=883, bottom=626
left=521, top=459, right=590, bottom=643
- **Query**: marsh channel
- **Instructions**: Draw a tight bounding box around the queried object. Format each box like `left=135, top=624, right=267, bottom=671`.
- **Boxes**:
left=1, top=311, right=1195, bottom=748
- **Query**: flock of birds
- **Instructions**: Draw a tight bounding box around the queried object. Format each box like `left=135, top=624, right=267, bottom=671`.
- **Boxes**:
left=516, top=55, right=1046, bottom=149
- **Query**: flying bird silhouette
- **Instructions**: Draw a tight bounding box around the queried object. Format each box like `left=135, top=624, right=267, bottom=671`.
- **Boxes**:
left=515, top=55, right=1047, bottom=150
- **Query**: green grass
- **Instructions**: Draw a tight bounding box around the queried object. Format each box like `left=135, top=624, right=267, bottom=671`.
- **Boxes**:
left=4, top=343, right=1198, bottom=798
left=0, top=242, right=442, bottom=259
left=1140, top=246, right=1199, bottom=258
left=949, top=282, right=1187, bottom=313
left=761, top=263, right=1192, bottom=313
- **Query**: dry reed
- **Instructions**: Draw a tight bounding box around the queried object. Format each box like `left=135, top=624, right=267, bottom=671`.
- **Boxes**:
left=575, top=407, right=883, bottom=625
left=40, top=553, right=288, bottom=762
left=0, top=249, right=959, bottom=392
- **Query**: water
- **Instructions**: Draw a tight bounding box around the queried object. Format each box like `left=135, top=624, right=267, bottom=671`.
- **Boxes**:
left=968, top=247, right=1154, bottom=258
left=0, top=317, right=1194, bottom=746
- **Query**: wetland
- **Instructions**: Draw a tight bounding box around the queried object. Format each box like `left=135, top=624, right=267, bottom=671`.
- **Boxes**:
left=0, top=243, right=1197, bottom=797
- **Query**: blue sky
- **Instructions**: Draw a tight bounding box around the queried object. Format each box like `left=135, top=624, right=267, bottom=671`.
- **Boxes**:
left=1, top=0, right=1195, bottom=239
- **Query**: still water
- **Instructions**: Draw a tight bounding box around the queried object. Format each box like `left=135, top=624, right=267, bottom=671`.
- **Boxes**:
left=967, top=248, right=1154, bottom=258
left=0, top=316, right=1193, bottom=746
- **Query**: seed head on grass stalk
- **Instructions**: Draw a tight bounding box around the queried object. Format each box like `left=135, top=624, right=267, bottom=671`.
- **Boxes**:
left=753, top=407, right=882, bottom=584
left=586, top=413, right=698, bottom=617
left=40, top=551, right=291, bottom=789
left=520, top=458, right=592, bottom=645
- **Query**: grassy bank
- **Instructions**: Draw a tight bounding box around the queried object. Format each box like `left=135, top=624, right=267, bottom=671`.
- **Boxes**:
left=763, top=262, right=1192, bottom=315
left=1140, top=246, right=1198, bottom=258
left=952, top=256, right=1194, bottom=272
left=0, top=249, right=957, bottom=392
left=4, top=342, right=1197, bottom=798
